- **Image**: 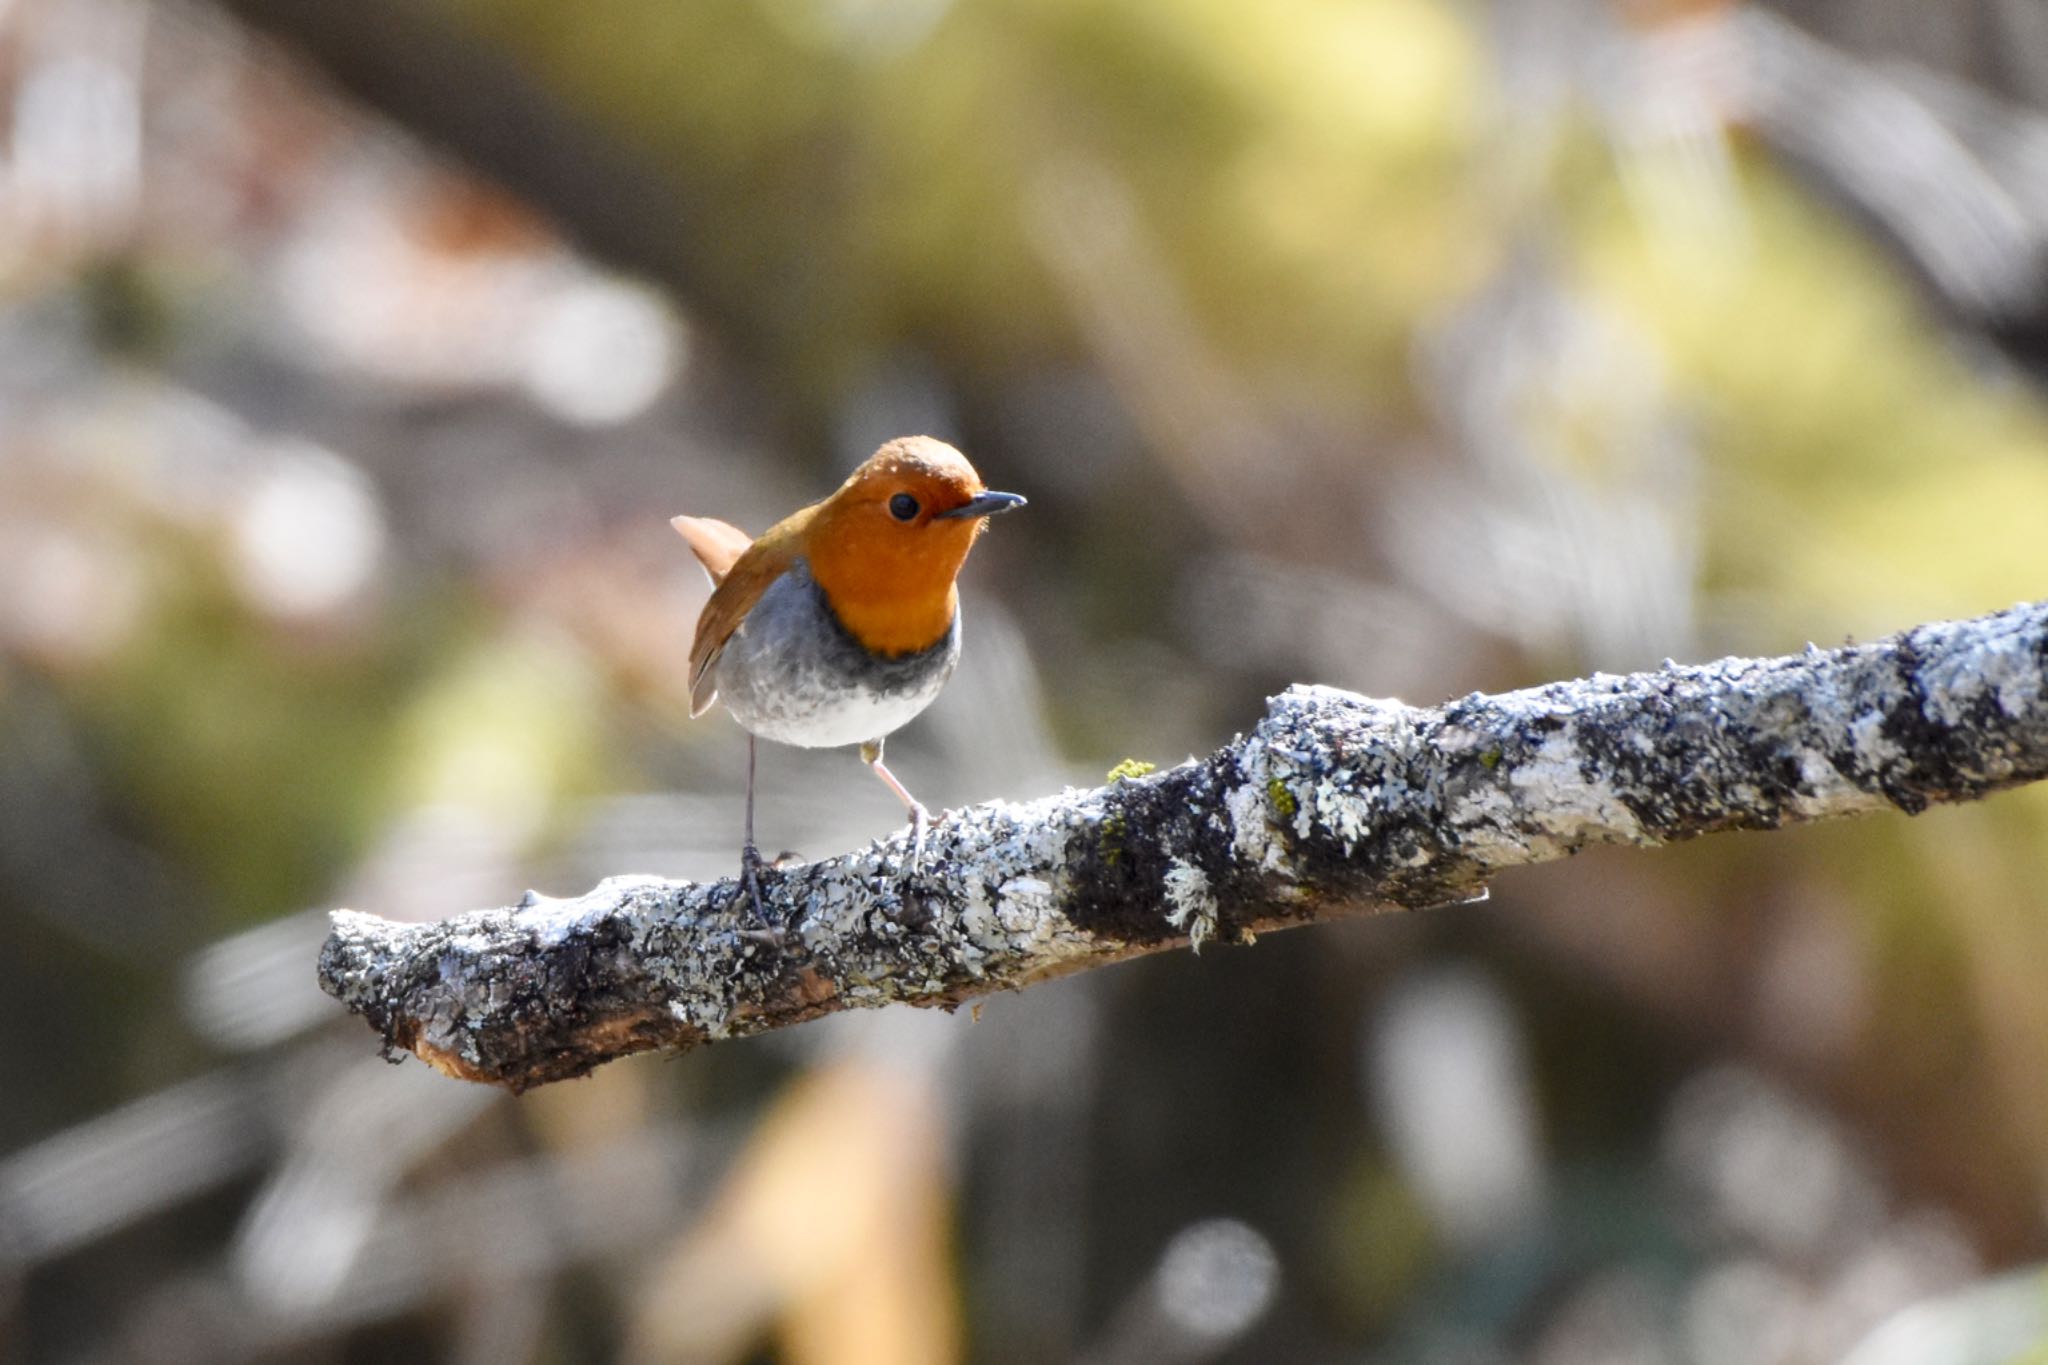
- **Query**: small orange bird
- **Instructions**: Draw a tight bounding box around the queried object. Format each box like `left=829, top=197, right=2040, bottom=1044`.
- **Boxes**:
left=671, top=436, right=1026, bottom=912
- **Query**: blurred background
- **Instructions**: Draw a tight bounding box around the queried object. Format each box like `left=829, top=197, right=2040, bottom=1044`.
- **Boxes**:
left=5, top=0, right=2048, bottom=1361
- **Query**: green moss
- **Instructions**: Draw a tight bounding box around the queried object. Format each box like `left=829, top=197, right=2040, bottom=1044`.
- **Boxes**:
left=1106, top=757, right=1157, bottom=783
left=1098, top=760, right=1157, bottom=863
left=1479, top=747, right=1502, bottom=770
left=1100, top=810, right=1128, bottom=866
left=1268, top=777, right=1298, bottom=819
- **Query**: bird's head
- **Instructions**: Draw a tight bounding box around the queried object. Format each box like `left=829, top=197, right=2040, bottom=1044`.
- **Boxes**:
left=804, top=436, right=1026, bottom=656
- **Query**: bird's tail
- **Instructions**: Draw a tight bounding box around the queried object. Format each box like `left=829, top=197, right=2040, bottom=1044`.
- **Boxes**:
left=670, top=515, right=753, bottom=587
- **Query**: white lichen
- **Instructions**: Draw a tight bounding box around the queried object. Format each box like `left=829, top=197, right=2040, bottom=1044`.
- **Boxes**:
left=1162, top=858, right=1218, bottom=953
left=1225, top=780, right=1285, bottom=872
left=514, top=876, right=658, bottom=945
left=1847, top=709, right=1905, bottom=768
left=1918, top=622, right=2042, bottom=729
left=1784, top=748, right=1887, bottom=819
left=1225, top=737, right=1277, bottom=856
left=1443, top=784, right=1536, bottom=868
left=1508, top=730, right=1644, bottom=843
left=1304, top=777, right=1376, bottom=853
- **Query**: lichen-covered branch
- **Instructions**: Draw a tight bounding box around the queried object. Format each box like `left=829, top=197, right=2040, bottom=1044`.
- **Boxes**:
left=321, top=599, right=2048, bottom=1091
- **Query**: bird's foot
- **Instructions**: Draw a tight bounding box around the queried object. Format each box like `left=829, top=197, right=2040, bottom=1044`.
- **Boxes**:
left=740, top=841, right=766, bottom=913
left=735, top=843, right=785, bottom=948
left=901, top=801, right=931, bottom=873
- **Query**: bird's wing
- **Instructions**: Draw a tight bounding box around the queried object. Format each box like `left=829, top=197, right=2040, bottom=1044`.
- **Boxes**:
left=679, top=507, right=815, bottom=718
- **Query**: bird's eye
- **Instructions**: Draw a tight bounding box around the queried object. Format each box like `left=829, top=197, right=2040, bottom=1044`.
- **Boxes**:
left=888, top=493, right=920, bottom=522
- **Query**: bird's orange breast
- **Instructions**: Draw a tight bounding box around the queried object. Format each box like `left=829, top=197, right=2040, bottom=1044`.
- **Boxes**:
left=802, top=503, right=979, bottom=657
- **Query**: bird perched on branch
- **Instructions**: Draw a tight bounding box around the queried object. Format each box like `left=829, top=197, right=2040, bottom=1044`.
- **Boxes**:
left=672, top=436, right=1026, bottom=916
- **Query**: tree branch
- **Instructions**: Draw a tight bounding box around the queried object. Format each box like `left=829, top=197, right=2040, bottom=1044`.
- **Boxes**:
left=321, top=600, right=2048, bottom=1091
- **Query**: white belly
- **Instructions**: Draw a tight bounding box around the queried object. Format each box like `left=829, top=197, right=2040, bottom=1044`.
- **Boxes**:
left=735, top=673, right=951, bottom=749
left=709, top=559, right=961, bottom=749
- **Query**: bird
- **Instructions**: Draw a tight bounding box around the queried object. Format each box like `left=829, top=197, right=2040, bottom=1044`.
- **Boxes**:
left=671, top=435, right=1026, bottom=917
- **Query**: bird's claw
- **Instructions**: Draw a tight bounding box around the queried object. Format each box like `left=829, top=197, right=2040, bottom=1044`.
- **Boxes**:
left=736, top=843, right=785, bottom=948
left=740, top=841, right=766, bottom=911
left=903, top=802, right=931, bottom=873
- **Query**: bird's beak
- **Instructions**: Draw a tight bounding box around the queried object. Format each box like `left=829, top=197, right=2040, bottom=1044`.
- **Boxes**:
left=935, top=490, right=1027, bottom=520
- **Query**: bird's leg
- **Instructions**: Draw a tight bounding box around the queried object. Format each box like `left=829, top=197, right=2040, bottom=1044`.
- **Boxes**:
left=860, top=738, right=930, bottom=869
left=737, top=733, right=777, bottom=938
